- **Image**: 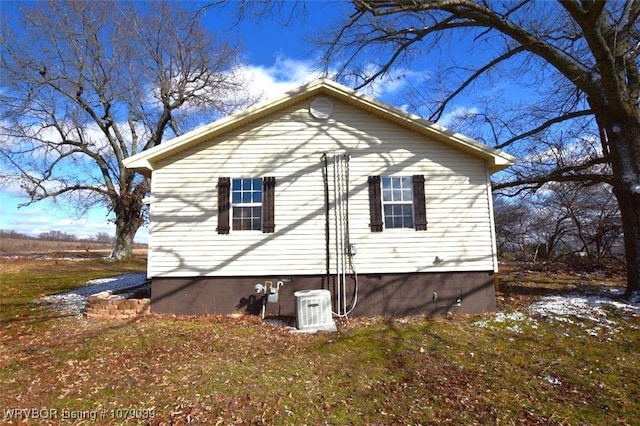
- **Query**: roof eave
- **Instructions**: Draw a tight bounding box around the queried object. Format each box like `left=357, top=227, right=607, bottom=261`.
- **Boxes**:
left=122, top=79, right=516, bottom=175
left=122, top=80, right=330, bottom=172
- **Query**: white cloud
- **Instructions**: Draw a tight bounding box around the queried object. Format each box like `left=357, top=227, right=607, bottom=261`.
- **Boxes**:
left=234, top=55, right=429, bottom=107
left=352, top=65, right=428, bottom=100
left=236, top=56, right=326, bottom=102
left=435, top=105, right=480, bottom=128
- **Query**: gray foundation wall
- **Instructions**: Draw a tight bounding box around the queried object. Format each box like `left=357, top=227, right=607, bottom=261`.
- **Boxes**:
left=151, top=271, right=496, bottom=317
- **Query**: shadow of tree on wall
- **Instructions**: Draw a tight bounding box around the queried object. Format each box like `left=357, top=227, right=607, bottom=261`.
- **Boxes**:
left=146, top=99, right=496, bottom=317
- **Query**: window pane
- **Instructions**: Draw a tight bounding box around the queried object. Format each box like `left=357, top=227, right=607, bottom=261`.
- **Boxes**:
left=242, top=192, right=252, bottom=203
left=401, top=176, right=412, bottom=188
left=254, top=191, right=262, bottom=203
left=392, top=189, right=401, bottom=202
left=405, top=215, right=414, bottom=228
left=254, top=179, right=262, bottom=191
left=233, top=207, right=262, bottom=230
left=381, top=177, right=391, bottom=190
left=402, top=204, right=413, bottom=217
left=232, top=179, right=241, bottom=191
left=393, top=217, right=403, bottom=228
left=232, top=192, right=241, bottom=204
left=382, top=189, right=392, bottom=202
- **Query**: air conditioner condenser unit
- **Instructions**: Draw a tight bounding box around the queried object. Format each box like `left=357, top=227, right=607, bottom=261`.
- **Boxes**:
left=294, top=289, right=337, bottom=333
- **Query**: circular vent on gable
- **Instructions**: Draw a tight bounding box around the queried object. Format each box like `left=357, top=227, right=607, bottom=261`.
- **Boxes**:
left=309, top=97, right=334, bottom=120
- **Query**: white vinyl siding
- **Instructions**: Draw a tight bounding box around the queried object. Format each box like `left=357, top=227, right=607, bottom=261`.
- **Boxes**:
left=147, top=98, right=497, bottom=277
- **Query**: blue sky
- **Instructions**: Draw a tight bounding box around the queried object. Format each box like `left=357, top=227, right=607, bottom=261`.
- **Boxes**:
left=0, top=1, right=477, bottom=243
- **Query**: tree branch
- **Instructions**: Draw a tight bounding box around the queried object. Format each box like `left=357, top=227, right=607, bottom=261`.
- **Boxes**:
left=429, top=45, right=526, bottom=122
left=355, top=0, right=598, bottom=96
left=493, top=155, right=612, bottom=194
left=494, top=109, right=594, bottom=149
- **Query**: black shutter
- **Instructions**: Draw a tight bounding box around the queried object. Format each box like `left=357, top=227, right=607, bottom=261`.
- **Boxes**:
left=262, top=176, right=276, bottom=233
left=413, top=175, right=427, bottom=231
left=368, top=175, right=383, bottom=232
left=217, top=177, right=230, bottom=234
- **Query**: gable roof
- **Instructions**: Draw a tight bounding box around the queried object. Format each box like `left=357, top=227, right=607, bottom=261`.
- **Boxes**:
left=124, top=79, right=515, bottom=176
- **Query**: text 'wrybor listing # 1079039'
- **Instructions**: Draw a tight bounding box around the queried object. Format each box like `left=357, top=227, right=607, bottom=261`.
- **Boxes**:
left=3, top=407, right=156, bottom=421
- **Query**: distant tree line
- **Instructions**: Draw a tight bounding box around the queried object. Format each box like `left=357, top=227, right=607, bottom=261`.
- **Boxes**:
left=494, top=182, right=624, bottom=269
left=1, top=229, right=117, bottom=244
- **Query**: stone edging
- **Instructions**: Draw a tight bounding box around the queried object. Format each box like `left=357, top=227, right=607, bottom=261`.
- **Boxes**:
left=84, top=289, right=150, bottom=320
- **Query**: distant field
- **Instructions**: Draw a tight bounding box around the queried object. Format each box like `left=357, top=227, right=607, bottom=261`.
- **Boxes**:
left=0, top=237, right=147, bottom=258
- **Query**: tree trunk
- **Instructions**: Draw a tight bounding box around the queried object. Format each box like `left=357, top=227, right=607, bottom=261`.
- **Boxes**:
left=615, top=185, right=640, bottom=298
left=109, top=193, right=145, bottom=260
left=110, top=223, right=137, bottom=260
left=607, top=115, right=640, bottom=299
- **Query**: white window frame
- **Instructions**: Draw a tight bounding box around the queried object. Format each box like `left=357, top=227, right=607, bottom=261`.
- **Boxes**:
left=381, top=176, right=414, bottom=229
left=231, top=178, right=263, bottom=231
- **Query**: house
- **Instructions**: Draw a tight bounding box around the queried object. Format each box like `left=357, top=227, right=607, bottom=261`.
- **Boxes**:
left=124, top=79, right=515, bottom=317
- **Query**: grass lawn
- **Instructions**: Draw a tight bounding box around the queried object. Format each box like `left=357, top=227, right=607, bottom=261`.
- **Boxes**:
left=1, top=258, right=639, bottom=425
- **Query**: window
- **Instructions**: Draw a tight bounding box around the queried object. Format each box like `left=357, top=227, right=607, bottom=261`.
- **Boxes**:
left=382, top=177, right=414, bottom=229
left=368, top=175, right=427, bottom=232
left=217, top=176, right=276, bottom=234
left=232, top=178, right=262, bottom=231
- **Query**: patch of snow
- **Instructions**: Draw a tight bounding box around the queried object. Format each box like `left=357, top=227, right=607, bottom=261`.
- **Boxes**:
left=40, top=273, right=147, bottom=317
left=476, top=288, right=639, bottom=336
left=529, top=292, right=640, bottom=320
left=474, top=311, right=538, bottom=334
left=527, top=289, right=639, bottom=335
left=543, top=376, right=562, bottom=386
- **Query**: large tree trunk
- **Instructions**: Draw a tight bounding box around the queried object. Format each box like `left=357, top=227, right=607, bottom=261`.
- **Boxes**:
left=607, top=114, right=640, bottom=299
left=615, top=184, right=640, bottom=298
left=109, top=185, right=146, bottom=260
left=110, top=222, right=139, bottom=260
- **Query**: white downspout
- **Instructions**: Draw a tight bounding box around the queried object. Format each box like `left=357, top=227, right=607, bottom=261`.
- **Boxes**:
left=333, top=154, right=342, bottom=315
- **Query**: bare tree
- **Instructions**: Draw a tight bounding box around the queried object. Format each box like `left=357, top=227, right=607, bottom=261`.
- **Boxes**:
left=494, top=183, right=623, bottom=266
left=323, top=0, right=640, bottom=298
left=493, top=196, right=534, bottom=261
left=549, top=182, right=623, bottom=261
left=0, top=1, right=250, bottom=259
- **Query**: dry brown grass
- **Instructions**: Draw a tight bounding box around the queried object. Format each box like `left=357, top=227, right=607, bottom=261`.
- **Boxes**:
left=0, top=237, right=147, bottom=260
left=1, top=257, right=638, bottom=425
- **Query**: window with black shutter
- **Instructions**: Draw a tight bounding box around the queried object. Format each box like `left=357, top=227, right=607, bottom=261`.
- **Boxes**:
left=369, top=175, right=427, bottom=231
